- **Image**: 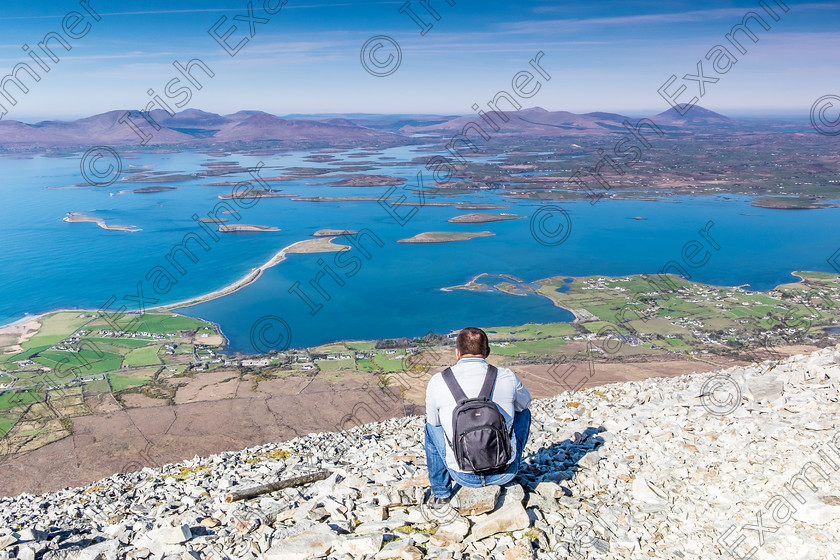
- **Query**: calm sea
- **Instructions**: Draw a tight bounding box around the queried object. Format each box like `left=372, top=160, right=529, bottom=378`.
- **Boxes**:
left=1, top=147, right=838, bottom=351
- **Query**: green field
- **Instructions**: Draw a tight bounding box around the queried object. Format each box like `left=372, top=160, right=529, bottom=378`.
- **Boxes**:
left=124, top=346, right=162, bottom=367
left=492, top=338, right=567, bottom=356
left=1, top=345, right=52, bottom=364
left=16, top=313, right=94, bottom=351
left=0, top=415, right=15, bottom=436
left=662, top=336, right=691, bottom=349
left=371, top=355, right=409, bottom=373
left=316, top=358, right=355, bottom=372
left=346, top=341, right=377, bottom=351
left=310, top=342, right=349, bottom=353
left=0, top=311, right=225, bottom=428
left=85, top=312, right=206, bottom=335
left=108, top=372, right=154, bottom=391
left=0, top=388, right=42, bottom=412
left=82, top=337, right=152, bottom=349
left=486, top=322, right=578, bottom=339
left=793, top=271, right=840, bottom=281
left=33, top=349, right=123, bottom=378
left=356, top=358, right=378, bottom=373
left=82, top=379, right=111, bottom=393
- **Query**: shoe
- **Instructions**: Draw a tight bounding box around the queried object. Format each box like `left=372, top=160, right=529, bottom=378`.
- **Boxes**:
left=428, top=495, right=451, bottom=510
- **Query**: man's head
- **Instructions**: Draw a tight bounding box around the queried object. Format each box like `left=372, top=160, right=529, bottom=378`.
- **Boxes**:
left=455, top=327, right=490, bottom=360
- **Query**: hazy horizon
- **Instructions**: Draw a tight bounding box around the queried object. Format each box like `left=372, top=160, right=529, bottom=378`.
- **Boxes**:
left=1, top=0, right=838, bottom=122
left=1, top=106, right=818, bottom=125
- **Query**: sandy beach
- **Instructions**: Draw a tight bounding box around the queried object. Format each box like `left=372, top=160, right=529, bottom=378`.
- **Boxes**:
left=0, top=316, right=42, bottom=353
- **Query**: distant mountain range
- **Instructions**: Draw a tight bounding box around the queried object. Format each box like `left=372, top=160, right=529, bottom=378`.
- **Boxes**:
left=401, top=106, right=731, bottom=136
left=0, top=106, right=734, bottom=149
left=0, top=109, right=400, bottom=148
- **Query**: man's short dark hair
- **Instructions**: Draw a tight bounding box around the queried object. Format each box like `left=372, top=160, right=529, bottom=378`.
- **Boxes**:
left=456, top=327, right=490, bottom=357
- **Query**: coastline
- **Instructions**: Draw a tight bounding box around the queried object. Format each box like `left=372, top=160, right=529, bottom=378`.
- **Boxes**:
left=0, top=236, right=351, bottom=337
left=150, top=237, right=351, bottom=311
left=0, top=309, right=82, bottom=340
left=2, top=266, right=836, bottom=350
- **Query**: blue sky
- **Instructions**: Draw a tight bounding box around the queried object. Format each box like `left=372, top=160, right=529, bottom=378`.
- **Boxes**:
left=0, top=0, right=838, bottom=120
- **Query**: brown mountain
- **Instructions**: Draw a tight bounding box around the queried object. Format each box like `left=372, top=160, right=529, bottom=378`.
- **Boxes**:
left=653, top=106, right=731, bottom=126
left=400, top=107, right=632, bottom=136
left=0, top=110, right=396, bottom=148
left=400, top=106, right=733, bottom=137
left=211, top=112, right=389, bottom=143
left=0, top=110, right=196, bottom=147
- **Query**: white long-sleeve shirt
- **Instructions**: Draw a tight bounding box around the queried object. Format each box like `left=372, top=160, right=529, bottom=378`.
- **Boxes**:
left=425, top=358, right=531, bottom=473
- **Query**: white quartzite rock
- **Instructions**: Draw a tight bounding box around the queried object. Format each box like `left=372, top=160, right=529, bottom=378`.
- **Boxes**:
left=337, top=533, right=384, bottom=555
left=470, top=486, right=531, bottom=541
left=458, top=485, right=501, bottom=516
left=264, top=523, right=338, bottom=560
left=791, top=493, right=840, bottom=525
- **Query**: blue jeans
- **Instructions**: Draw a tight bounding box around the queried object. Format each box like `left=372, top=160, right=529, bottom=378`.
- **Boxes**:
left=424, top=409, right=531, bottom=499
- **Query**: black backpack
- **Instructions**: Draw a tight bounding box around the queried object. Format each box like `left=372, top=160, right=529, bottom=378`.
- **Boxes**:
left=441, top=365, right=513, bottom=474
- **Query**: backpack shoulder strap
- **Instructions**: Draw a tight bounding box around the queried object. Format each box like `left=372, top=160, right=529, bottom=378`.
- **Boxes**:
left=478, top=365, right=498, bottom=401
left=441, top=367, right=468, bottom=403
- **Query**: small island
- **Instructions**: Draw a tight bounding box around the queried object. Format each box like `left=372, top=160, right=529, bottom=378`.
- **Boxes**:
left=750, top=196, right=840, bottom=210
left=447, top=213, right=525, bottom=224
left=63, top=212, right=140, bottom=232
left=303, top=154, right=338, bottom=163
left=291, top=196, right=382, bottom=202
left=397, top=231, right=495, bottom=244
left=217, top=224, right=280, bottom=233
left=218, top=189, right=293, bottom=200
left=312, top=229, right=358, bottom=237
left=324, top=174, right=406, bottom=187
left=284, top=237, right=351, bottom=254
left=442, top=272, right=531, bottom=295
left=115, top=186, right=180, bottom=195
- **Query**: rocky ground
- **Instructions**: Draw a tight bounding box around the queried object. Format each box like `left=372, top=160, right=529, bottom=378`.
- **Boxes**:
left=1, top=345, right=839, bottom=559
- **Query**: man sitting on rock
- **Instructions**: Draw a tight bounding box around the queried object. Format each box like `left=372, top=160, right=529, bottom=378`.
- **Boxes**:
left=424, top=327, right=532, bottom=506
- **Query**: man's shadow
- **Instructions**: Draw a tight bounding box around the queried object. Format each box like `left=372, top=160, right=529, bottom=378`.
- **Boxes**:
left=516, top=425, right=606, bottom=489
left=445, top=426, right=606, bottom=495
left=421, top=426, right=606, bottom=523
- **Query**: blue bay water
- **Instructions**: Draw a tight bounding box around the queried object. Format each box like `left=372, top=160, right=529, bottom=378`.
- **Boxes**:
left=1, top=148, right=838, bottom=352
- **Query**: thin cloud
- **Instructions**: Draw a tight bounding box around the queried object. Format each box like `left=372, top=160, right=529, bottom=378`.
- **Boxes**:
left=0, top=2, right=402, bottom=20
left=532, top=2, right=840, bottom=15
left=509, top=3, right=840, bottom=34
